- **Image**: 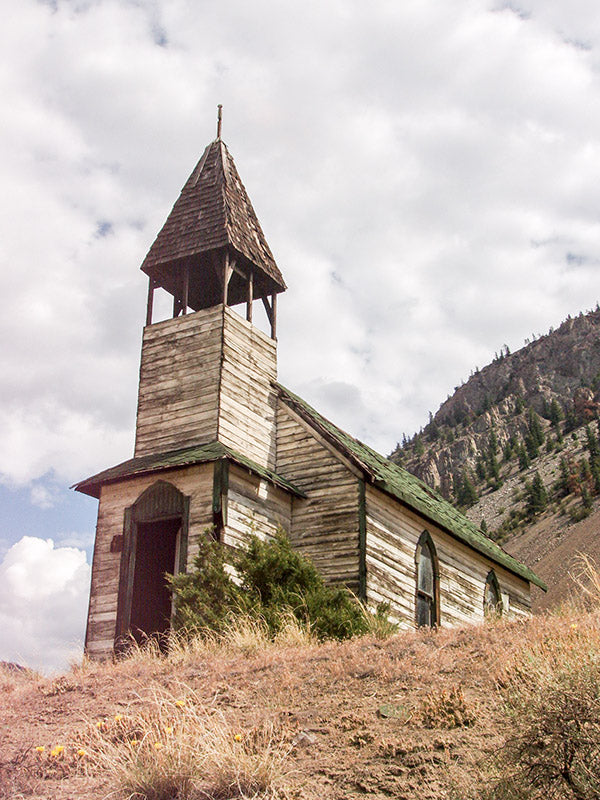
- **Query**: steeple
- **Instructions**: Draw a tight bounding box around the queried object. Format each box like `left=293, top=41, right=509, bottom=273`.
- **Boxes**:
left=141, top=117, right=286, bottom=337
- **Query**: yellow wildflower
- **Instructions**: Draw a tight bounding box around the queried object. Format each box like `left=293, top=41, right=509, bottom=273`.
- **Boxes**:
left=165, top=726, right=173, bottom=735
left=50, top=746, right=64, bottom=757
left=175, top=699, right=185, bottom=708
left=77, top=749, right=87, bottom=757
left=35, top=746, right=45, bottom=754
left=96, top=720, right=107, bottom=730
left=234, top=733, right=243, bottom=742
left=114, top=714, right=124, bottom=722
left=130, top=739, right=139, bottom=747
left=154, top=742, right=163, bottom=750
left=570, top=623, right=578, bottom=630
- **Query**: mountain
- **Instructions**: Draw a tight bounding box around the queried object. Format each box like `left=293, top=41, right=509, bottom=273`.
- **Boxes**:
left=391, top=307, right=600, bottom=610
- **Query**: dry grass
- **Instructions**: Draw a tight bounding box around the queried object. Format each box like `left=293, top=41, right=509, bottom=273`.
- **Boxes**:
left=8, top=600, right=600, bottom=800
left=113, top=611, right=317, bottom=670
left=84, top=685, right=292, bottom=800
left=571, top=552, right=600, bottom=607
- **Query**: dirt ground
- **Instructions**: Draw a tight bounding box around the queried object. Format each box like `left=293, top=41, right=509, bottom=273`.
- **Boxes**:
left=0, top=615, right=556, bottom=800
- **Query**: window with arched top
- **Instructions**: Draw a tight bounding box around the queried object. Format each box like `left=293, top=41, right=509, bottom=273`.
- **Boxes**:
left=484, top=570, right=502, bottom=616
left=415, top=532, right=439, bottom=627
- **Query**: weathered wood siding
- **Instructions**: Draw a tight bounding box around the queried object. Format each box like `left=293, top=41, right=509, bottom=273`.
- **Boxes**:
left=276, top=404, right=360, bottom=592
left=134, top=307, right=223, bottom=457
left=85, top=464, right=214, bottom=659
left=218, top=308, right=278, bottom=470
left=224, top=464, right=293, bottom=550
left=364, top=484, right=531, bottom=628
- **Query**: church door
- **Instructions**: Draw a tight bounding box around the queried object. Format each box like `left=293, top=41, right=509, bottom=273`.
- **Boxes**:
left=115, top=481, right=189, bottom=648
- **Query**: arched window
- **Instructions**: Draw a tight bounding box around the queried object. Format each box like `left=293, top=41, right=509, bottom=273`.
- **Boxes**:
left=415, top=532, right=439, bottom=627
left=484, top=570, right=502, bottom=616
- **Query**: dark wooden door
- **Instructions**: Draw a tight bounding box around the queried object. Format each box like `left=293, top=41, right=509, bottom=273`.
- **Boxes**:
left=129, top=517, right=180, bottom=641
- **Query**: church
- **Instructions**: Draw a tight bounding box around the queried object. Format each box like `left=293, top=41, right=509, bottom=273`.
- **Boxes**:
left=75, top=118, right=545, bottom=658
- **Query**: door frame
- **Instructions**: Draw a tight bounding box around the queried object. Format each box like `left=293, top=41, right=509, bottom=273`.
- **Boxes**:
left=114, top=480, right=190, bottom=649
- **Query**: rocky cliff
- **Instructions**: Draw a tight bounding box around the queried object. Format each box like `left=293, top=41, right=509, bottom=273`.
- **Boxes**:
left=392, top=308, right=600, bottom=498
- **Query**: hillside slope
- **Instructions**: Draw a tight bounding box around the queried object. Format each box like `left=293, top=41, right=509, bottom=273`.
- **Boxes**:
left=2, top=612, right=597, bottom=800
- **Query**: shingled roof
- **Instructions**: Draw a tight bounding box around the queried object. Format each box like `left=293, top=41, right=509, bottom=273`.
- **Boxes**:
left=141, top=139, right=286, bottom=309
left=276, top=383, right=547, bottom=591
left=72, top=441, right=305, bottom=500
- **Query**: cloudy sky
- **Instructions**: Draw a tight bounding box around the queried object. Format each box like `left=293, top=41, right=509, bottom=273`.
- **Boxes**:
left=1, top=0, right=599, bottom=672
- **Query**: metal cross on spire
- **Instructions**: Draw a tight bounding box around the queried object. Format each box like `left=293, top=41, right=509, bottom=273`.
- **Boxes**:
left=217, top=104, right=223, bottom=139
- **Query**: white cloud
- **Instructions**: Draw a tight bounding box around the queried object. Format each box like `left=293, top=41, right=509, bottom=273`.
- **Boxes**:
left=1, top=0, right=600, bottom=466
left=0, top=537, right=91, bottom=674
left=29, top=483, right=57, bottom=509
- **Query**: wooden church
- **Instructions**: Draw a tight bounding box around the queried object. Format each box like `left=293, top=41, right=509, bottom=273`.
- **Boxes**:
left=75, top=118, right=545, bottom=658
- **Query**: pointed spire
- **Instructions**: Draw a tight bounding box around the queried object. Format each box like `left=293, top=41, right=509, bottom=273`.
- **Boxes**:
left=141, top=132, right=286, bottom=316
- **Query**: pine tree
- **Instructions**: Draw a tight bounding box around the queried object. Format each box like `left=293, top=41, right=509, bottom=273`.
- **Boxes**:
left=476, top=457, right=487, bottom=482
left=488, top=450, right=500, bottom=483
left=580, top=458, right=592, bottom=485
left=525, top=432, right=539, bottom=460
left=526, top=471, right=548, bottom=516
left=527, top=407, right=545, bottom=448
left=591, top=457, right=600, bottom=495
left=549, top=398, right=563, bottom=428
left=489, top=429, right=498, bottom=457
left=557, top=455, right=579, bottom=497
left=518, top=443, right=530, bottom=471
left=457, top=470, right=479, bottom=509
left=564, top=404, right=580, bottom=434
left=586, top=424, right=599, bottom=460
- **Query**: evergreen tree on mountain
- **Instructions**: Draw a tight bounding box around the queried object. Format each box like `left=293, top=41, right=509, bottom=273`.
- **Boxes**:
left=526, top=471, right=548, bottom=516
left=549, top=398, right=563, bottom=428
left=455, top=470, right=479, bottom=509
left=527, top=407, right=545, bottom=448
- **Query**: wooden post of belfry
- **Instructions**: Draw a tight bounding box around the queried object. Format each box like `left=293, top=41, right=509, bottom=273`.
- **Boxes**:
left=246, top=269, right=253, bottom=322
left=182, top=263, right=189, bottom=315
left=223, top=251, right=232, bottom=306
left=271, top=293, right=277, bottom=339
left=146, top=278, right=155, bottom=326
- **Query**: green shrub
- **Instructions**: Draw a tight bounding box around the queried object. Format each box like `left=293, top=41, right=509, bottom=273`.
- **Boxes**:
left=169, top=530, right=370, bottom=642
left=167, top=533, right=245, bottom=633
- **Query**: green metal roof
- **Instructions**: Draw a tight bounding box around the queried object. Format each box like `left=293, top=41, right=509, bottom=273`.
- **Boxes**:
left=276, top=383, right=547, bottom=591
left=72, top=441, right=306, bottom=500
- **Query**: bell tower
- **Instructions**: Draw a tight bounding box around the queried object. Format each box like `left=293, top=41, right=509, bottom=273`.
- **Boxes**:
left=141, top=106, right=285, bottom=333
left=133, top=110, right=286, bottom=469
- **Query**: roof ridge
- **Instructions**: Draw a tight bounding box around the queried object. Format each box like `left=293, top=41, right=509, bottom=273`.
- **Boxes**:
left=190, top=140, right=214, bottom=188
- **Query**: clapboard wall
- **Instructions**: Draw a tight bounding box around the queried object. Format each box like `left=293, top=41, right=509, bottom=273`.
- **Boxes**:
left=224, top=463, right=293, bottom=550
left=134, top=305, right=278, bottom=469
left=85, top=464, right=214, bottom=659
left=364, top=484, right=531, bottom=627
left=276, top=403, right=361, bottom=594
left=218, top=308, right=278, bottom=470
left=134, top=307, right=223, bottom=457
